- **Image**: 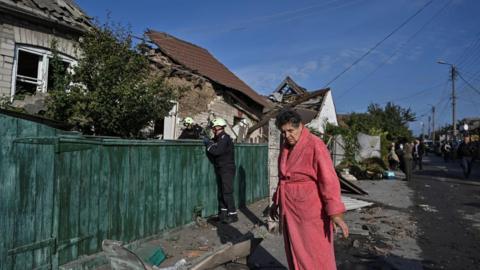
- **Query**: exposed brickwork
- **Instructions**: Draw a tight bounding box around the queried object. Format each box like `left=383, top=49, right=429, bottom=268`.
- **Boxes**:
left=268, top=119, right=281, bottom=200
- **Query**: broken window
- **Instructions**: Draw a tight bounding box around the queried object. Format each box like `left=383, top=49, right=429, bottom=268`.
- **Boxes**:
left=15, top=50, right=42, bottom=95
left=11, top=45, right=75, bottom=98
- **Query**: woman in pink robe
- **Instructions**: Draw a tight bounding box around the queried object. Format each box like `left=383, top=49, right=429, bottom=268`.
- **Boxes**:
left=270, top=110, right=349, bottom=270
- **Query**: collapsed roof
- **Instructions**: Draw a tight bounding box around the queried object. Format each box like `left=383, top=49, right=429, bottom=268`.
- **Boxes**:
left=269, top=76, right=330, bottom=123
left=145, top=30, right=270, bottom=110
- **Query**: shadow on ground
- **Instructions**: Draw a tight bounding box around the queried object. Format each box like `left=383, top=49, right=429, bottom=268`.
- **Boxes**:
left=207, top=218, right=286, bottom=270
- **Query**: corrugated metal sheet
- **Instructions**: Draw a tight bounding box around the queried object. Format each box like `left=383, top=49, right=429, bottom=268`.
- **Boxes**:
left=0, top=113, right=268, bottom=269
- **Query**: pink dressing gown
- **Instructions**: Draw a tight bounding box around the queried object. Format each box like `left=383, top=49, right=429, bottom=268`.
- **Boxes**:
left=273, top=128, right=345, bottom=270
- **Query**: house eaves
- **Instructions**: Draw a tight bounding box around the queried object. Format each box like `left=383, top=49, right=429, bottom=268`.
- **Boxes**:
left=0, top=0, right=92, bottom=35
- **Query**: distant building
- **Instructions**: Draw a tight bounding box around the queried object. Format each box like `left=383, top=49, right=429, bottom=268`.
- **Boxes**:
left=0, top=0, right=91, bottom=113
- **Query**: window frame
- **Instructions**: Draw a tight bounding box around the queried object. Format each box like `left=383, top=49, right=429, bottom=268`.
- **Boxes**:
left=10, top=45, right=76, bottom=100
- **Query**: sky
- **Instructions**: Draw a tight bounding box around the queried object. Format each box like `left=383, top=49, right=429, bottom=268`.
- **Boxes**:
left=76, top=0, right=480, bottom=135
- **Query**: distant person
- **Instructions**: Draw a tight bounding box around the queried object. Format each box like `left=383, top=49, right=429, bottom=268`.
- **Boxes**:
left=442, top=141, right=452, bottom=162
left=413, top=139, right=425, bottom=170
left=388, top=142, right=400, bottom=170
left=270, top=109, right=348, bottom=270
left=178, top=117, right=202, bottom=139
left=396, top=143, right=405, bottom=172
left=402, top=141, right=414, bottom=181
left=457, top=135, right=474, bottom=178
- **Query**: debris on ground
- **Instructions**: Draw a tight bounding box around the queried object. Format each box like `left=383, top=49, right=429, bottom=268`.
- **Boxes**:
left=342, top=195, right=374, bottom=211
left=418, top=204, right=439, bottom=213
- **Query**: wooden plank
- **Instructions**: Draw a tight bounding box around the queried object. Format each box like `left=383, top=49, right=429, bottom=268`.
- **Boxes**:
left=88, top=145, right=101, bottom=254
left=97, top=145, right=110, bottom=252
left=166, top=146, right=175, bottom=229
left=33, top=144, right=55, bottom=268
left=156, top=146, right=167, bottom=232
left=0, top=115, right=18, bottom=270
left=78, top=147, right=92, bottom=256
left=13, top=142, right=36, bottom=269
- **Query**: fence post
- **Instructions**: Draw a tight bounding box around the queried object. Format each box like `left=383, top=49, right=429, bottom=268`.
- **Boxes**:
left=268, top=119, right=280, bottom=201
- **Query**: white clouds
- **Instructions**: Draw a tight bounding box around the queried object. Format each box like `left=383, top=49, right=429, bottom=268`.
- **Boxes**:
left=235, top=60, right=321, bottom=94
left=234, top=42, right=427, bottom=94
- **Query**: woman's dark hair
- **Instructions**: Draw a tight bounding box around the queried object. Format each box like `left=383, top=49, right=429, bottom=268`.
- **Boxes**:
left=275, top=109, right=302, bottom=129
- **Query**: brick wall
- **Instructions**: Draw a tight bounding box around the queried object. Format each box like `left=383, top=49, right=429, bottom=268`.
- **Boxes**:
left=176, top=94, right=263, bottom=142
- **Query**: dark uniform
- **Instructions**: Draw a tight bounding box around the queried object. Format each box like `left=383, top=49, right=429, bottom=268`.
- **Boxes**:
left=402, top=143, right=413, bottom=181
left=206, top=131, right=237, bottom=219
left=457, top=141, right=475, bottom=178
left=178, top=124, right=202, bottom=139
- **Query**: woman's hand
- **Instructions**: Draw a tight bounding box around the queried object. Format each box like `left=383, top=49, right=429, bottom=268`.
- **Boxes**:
left=331, top=213, right=349, bottom=238
left=269, top=203, right=279, bottom=221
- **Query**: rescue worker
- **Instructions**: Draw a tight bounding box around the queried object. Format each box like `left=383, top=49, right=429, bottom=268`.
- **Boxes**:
left=178, top=117, right=202, bottom=139
left=204, top=118, right=238, bottom=224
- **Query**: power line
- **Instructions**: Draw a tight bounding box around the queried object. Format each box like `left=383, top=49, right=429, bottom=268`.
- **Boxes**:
left=457, top=72, right=480, bottom=95
left=336, top=0, right=451, bottom=99
left=455, top=31, right=480, bottom=67
left=322, top=0, right=434, bottom=88
left=377, top=81, right=445, bottom=104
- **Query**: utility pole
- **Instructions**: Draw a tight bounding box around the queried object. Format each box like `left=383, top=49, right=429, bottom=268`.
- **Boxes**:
left=437, top=60, right=457, bottom=141
left=432, top=106, right=435, bottom=144
left=451, top=65, right=457, bottom=140
left=428, top=116, right=431, bottom=139
left=421, top=122, right=425, bottom=139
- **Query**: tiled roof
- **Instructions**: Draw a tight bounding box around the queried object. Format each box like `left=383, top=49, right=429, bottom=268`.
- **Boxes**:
left=0, top=0, right=91, bottom=32
left=146, top=30, right=270, bottom=109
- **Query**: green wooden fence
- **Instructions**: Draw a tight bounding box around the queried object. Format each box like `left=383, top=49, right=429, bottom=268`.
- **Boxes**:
left=0, top=112, right=269, bottom=269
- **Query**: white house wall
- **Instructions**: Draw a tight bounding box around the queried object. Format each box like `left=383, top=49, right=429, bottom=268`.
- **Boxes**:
left=307, top=90, right=338, bottom=133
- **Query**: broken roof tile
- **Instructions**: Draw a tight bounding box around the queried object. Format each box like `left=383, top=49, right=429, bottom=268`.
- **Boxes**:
left=146, top=30, right=270, bottom=109
left=0, top=0, right=91, bottom=32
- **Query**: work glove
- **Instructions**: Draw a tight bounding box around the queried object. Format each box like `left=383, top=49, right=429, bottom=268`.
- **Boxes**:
left=202, top=136, right=210, bottom=146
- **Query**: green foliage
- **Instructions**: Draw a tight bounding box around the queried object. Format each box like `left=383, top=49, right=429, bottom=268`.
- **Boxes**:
left=325, top=102, right=415, bottom=173
left=46, top=22, right=177, bottom=138
left=324, top=122, right=359, bottom=165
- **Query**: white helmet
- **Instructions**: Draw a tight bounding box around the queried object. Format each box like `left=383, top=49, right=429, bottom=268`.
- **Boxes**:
left=183, top=117, right=194, bottom=126
left=211, top=117, right=227, bottom=127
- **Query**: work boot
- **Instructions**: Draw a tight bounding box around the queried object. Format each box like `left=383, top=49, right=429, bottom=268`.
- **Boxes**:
left=217, top=210, right=227, bottom=222
left=223, top=213, right=238, bottom=224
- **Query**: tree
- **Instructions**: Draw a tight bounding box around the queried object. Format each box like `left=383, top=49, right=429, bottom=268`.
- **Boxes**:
left=46, top=22, right=178, bottom=138
left=325, top=102, right=416, bottom=166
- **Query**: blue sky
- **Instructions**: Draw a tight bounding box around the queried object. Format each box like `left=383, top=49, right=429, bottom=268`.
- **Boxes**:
left=76, top=0, right=480, bottom=135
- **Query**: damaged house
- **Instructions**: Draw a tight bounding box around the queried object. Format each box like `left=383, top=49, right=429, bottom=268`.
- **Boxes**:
left=145, top=30, right=270, bottom=142
left=0, top=0, right=91, bottom=113
left=268, top=76, right=338, bottom=133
